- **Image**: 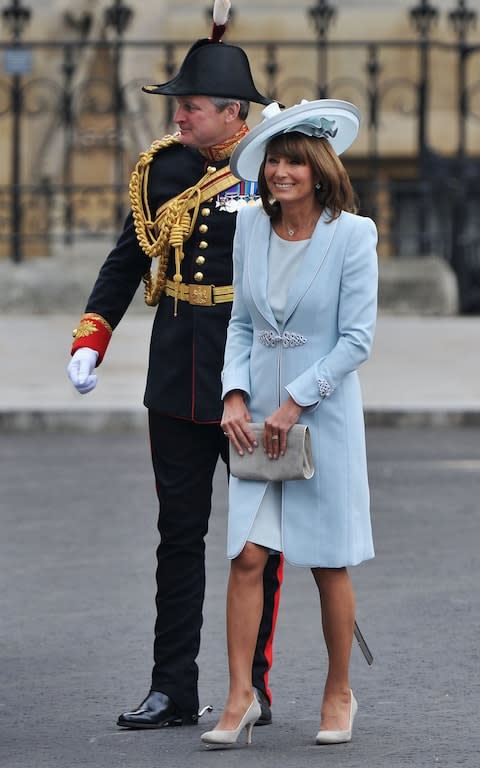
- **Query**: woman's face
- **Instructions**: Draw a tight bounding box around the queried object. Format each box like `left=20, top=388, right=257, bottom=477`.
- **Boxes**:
left=264, top=151, right=316, bottom=208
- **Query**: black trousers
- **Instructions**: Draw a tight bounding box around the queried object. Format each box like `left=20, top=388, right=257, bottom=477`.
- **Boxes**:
left=148, top=410, right=283, bottom=712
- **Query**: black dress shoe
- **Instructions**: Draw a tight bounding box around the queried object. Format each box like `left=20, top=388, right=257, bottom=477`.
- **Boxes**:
left=254, top=687, right=272, bottom=726
left=117, top=691, right=198, bottom=729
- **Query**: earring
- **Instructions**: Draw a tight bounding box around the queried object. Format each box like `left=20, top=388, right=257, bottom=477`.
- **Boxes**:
left=315, top=182, right=322, bottom=190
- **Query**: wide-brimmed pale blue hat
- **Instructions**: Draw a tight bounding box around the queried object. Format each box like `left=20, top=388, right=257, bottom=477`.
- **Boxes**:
left=231, top=99, right=361, bottom=182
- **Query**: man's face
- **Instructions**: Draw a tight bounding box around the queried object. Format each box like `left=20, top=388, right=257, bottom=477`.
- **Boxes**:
left=174, top=96, right=237, bottom=149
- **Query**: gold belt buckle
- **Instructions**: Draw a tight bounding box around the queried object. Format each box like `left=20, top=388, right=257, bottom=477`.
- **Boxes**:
left=189, top=284, right=214, bottom=306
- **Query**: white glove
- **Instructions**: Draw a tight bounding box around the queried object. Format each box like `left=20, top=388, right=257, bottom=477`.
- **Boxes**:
left=67, top=348, right=99, bottom=394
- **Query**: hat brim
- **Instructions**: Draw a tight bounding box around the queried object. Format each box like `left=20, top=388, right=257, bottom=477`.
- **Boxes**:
left=142, top=40, right=273, bottom=106
left=230, top=99, right=360, bottom=182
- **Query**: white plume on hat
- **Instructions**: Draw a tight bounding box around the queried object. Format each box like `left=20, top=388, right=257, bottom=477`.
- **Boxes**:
left=211, top=0, right=231, bottom=40
left=213, top=0, right=231, bottom=26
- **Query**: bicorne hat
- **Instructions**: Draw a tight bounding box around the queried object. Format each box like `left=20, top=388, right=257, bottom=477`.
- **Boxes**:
left=230, top=99, right=361, bottom=182
left=142, top=1, right=271, bottom=106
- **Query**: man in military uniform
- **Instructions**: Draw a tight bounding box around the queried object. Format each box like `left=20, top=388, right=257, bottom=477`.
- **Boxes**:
left=67, top=3, right=283, bottom=730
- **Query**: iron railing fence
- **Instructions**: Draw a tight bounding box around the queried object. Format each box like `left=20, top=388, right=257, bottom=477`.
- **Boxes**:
left=1, top=0, right=480, bottom=309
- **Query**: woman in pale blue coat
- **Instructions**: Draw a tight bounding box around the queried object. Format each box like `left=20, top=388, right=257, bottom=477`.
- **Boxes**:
left=201, top=100, right=378, bottom=749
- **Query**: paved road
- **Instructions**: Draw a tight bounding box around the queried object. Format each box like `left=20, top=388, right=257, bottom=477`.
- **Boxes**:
left=2, top=313, right=480, bottom=430
left=1, top=427, right=479, bottom=768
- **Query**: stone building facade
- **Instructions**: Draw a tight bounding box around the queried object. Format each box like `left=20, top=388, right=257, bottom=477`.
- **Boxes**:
left=0, top=0, right=479, bottom=309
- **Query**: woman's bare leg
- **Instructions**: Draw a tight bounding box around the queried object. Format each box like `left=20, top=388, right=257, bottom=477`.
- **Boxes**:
left=214, top=542, right=269, bottom=730
left=312, top=566, right=355, bottom=731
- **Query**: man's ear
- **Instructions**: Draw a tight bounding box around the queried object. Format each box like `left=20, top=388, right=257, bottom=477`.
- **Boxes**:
left=224, top=101, right=241, bottom=123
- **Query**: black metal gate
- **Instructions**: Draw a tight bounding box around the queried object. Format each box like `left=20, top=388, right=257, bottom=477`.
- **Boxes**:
left=1, top=0, right=480, bottom=310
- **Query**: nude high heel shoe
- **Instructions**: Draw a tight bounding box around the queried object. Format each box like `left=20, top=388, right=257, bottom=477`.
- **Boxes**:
left=200, top=697, right=261, bottom=747
left=315, top=690, right=358, bottom=745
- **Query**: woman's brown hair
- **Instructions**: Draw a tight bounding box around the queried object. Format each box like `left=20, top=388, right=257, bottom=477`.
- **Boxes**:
left=258, top=132, right=358, bottom=223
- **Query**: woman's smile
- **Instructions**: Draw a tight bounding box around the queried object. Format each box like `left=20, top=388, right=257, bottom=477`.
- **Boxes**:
left=265, top=154, right=315, bottom=205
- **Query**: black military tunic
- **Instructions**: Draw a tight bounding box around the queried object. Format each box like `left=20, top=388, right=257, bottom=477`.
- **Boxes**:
left=83, top=141, right=235, bottom=422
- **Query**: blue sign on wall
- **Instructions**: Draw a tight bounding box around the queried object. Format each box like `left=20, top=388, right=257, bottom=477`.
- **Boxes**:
left=4, top=48, right=32, bottom=75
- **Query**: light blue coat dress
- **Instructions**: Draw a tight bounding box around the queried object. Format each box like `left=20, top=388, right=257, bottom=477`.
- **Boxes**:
left=221, top=204, right=378, bottom=568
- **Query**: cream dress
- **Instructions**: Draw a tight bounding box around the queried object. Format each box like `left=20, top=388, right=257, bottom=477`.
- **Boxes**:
left=247, top=229, right=309, bottom=552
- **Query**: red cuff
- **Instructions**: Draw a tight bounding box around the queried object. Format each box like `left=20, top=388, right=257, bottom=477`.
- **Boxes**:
left=71, top=313, right=113, bottom=364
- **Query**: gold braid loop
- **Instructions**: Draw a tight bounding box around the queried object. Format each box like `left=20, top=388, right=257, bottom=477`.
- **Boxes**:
left=129, top=134, right=181, bottom=257
left=129, top=134, right=183, bottom=306
left=130, top=142, right=230, bottom=308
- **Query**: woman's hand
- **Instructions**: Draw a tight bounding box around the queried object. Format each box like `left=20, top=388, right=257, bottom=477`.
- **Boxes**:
left=264, top=397, right=304, bottom=459
left=221, top=391, right=258, bottom=456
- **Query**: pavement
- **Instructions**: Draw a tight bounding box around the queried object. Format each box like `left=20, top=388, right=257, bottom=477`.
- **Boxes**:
left=2, top=426, right=480, bottom=768
left=1, top=312, right=480, bottom=429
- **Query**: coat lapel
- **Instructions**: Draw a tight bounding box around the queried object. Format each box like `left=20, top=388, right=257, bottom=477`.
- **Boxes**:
left=283, top=211, right=339, bottom=325
left=246, top=208, right=279, bottom=329
left=245, top=207, right=340, bottom=329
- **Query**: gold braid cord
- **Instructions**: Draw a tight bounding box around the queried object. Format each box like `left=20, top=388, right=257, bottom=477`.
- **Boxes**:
left=129, top=134, right=183, bottom=307
left=129, top=135, right=234, bottom=309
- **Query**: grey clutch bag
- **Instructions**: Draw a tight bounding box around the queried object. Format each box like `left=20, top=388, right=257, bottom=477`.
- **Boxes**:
left=229, top=423, right=315, bottom=481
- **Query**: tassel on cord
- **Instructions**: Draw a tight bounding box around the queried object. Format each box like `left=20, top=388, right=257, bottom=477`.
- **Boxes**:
left=169, top=211, right=193, bottom=317
left=210, top=0, right=231, bottom=42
